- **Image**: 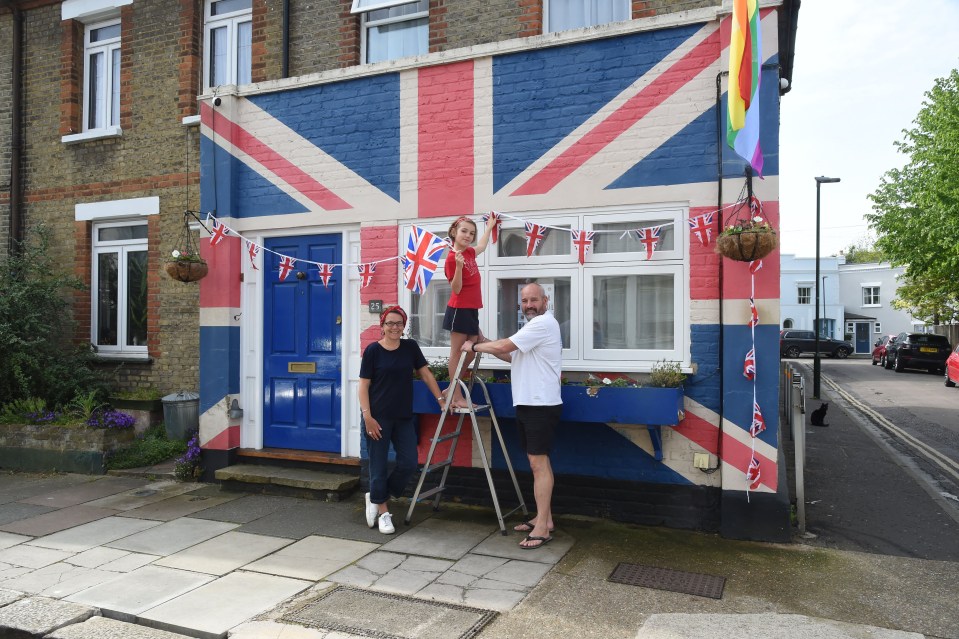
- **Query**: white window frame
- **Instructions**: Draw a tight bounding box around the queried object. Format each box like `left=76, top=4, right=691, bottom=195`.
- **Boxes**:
left=204, top=0, right=253, bottom=90
left=797, top=285, right=811, bottom=305
left=862, top=285, right=880, bottom=307
left=82, top=19, right=121, bottom=134
left=355, top=0, right=428, bottom=64
left=544, top=0, right=631, bottom=34
left=91, top=220, right=149, bottom=356
left=398, top=205, right=689, bottom=372
left=875, top=322, right=882, bottom=334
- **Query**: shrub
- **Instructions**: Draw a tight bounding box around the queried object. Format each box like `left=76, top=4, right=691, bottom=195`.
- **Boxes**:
left=649, top=360, right=687, bottom=388
left=106, top=424, right=187, bottom=471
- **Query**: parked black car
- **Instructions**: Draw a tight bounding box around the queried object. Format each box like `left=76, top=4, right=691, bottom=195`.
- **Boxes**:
left=884, top=332, right=952, bottom=373
left=779, top=330, right=854, bottom=359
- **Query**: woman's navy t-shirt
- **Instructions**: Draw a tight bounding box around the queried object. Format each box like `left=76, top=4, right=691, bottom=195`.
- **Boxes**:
left=359, top=339, right=428, bottom=419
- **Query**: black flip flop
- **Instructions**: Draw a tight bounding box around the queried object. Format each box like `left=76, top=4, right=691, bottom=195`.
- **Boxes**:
left=514, top=520, right=554, bottom=534
left=520, top=535, right=553, bottom=549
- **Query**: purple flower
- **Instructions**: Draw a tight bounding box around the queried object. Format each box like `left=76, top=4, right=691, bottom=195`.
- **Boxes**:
left=87, top=409, right=136, bottom=430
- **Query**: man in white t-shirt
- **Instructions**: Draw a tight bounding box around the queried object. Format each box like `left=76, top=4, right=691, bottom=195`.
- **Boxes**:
left=464, top=282, right=562, bottom=549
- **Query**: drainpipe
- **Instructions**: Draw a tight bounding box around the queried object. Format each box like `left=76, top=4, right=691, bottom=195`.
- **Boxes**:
left=3, top=0, right=24, bottom=254
left=714, top=70, right=726, bottom=465
left=281, top=0, right=290, bottom=78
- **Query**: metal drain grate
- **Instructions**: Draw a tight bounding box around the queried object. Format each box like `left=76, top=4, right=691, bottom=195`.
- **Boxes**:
left=282, top=585, right=497, bottom=639
left=608, top=563, right=725, bottom=599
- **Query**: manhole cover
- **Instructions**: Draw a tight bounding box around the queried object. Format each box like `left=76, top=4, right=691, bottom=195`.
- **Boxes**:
left=283, top=586, right=496, bottom=639
left=608, top=563, right=725, bottom=599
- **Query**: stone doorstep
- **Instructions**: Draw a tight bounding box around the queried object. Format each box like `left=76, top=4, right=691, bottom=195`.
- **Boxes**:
left=215, top=464, right=359, bottom=493
left=0, top=596, right=96, bottom=637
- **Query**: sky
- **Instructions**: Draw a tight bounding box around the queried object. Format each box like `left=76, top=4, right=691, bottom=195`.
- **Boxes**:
left=778, top=0, right=959, bottom=258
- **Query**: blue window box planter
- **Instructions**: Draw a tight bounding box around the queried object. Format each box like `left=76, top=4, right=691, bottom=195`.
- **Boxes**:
left=413, top=381, right=685, bottom=460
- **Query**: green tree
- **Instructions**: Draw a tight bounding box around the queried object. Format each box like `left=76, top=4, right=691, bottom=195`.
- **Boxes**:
left=840, top=239, right=885, bottom=264
left=866, top=68, right=959, bottom=320
left=892, top=274, right=959, bottom=326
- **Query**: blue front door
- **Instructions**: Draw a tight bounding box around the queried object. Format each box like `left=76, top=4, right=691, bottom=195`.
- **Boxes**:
left=263, top=234, right=342, bottom=452
left=855, top=323, right=870, bottom=354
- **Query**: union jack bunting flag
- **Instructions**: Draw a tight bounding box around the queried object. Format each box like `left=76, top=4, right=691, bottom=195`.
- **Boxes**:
left=749, top=259, right=763, bottom=274
left=750, top=400, right=766, bottom=437
left=482, top=212, right=501, bottom=244
left=209, top=216, right=230, bottom=246
left=748, top=194, right=763, bottom=217
left=525, top=222, right=549, bottom=257
left=404, top=226, right=447, bottom=294
left=743, top=347, right=756, bottom=380
left=245, top=240, right=259, bottom=270
left=746, top=456, right=762, bottom=490
left=749, top=297, right=759, bottom=328
left=357, top=263, right=376, bottom=288
left=688, top=212, right=714, bottom=247
left=316, top=263, right=334, bottom=288
left=571, top=229, right=595, bottom=265
left=637, top=226, right=661, bottom=260
left=278, top=256, right=296, bottom=282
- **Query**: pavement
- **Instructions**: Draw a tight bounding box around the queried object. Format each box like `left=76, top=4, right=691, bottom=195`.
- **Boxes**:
left=0, top=373, right=957, bottom=639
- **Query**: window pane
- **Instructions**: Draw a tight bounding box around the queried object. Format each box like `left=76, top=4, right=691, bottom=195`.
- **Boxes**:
left=90, top=23, right=121, bottom=42
left=111, top=48, right=120, bottom=127
left=88, top=51, right=104, bottom=130
left=593, top=274, right=674, bottom=349
left=592, top=220, right=674, bottom=253
left=368, top=0, right=427, bottom=21
left=367, top=16, right=427, bottom=63
left=211, top=0, right=252, bottom=16
left=549, top=0, right=628, bottom=31
left=496, top=277, right=571, bottom=348
left=126, top=250, right=148, bottom=347
left=496, top=225, right=571, bottom=258
left=236, top=20, right=252, bottom=84
left=98, top=225, right=148, bottom=241
left=209, top=25, right=228, bottom=86
left=409, top=280, right=452, bottom=347
left=97, top=253, right=119, bottom=346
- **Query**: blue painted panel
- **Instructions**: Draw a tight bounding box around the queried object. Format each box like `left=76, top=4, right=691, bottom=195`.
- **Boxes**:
left=199, top=325, right=240, bottom=414
left=492, top=24, right=703, bottom=192
left=688, top=324, right=721, bottom=413
left=234, top=158, right=309, bottom=217
left=722, top=324, right=780, bottom=448
left=248, top=74, right=401, bottom=201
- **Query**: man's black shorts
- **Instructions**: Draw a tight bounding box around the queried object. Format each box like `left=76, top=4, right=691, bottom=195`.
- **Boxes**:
left=515, top=404, right=562, bottom=455
left=443, top=306, right=480, bottom=335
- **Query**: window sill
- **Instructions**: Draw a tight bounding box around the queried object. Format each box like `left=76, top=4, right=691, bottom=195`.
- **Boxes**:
left=92, top=353, right=153, bottom=364
left=182, top=115, right=200, bottom=127
left=62, top=127, right=123, bottom=145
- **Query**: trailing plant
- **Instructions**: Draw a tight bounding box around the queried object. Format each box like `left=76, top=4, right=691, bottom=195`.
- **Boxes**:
left=648, top=360, right=687, bottom=388
left=86, top=409, right=137, bottom=430
left=0, top=397, right=60, bottom=424
left=106, top=424, right=187, bottom=471
left=174, top=432, right=203, bottom=481
left=719, top=215, right=774, bottom=236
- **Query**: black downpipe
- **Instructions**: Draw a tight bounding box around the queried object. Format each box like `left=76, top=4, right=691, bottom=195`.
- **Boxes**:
left=4, top=0, right=23, bottom=254
left=715, top=71, right=726, bottom=464
left=282, top=0, right=290, bottom=78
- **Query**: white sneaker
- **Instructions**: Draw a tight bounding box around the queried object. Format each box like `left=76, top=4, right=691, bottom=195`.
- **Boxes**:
left=378, top=511, right=395, bottom=534
left=364, top=493, right=378, bottom=529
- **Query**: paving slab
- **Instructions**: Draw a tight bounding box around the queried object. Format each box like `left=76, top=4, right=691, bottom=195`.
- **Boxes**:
left=634, top=613, right=925, bottom=638
left=65, top=565, right=214, bottom=617
left=62, top=547, right=133, bottom=569
left=0, top=504, right=119, bottom=537
left=186, top=494, right=304, bottom=524
left=243, top=535, right=379, bottom=582
left=0, top=543, right=74, bottom=569
left=0, top=473, right=90, bottom=506
left=378, top=517, right=496, bottom=561
left=116, top=492, right=241, bottom=522
left=83, top=481, right=203, bottom=512
left=47, top=614, right=197, bottom=639
left=18, top=477, right=148, bottom=508
left=0, top=596, right=96, bottom=637
left=0, top=587, right=24, bottom=606
left=105, top=518, right=238, bottom=556
left=0, top=501, right=56, bottom=526
left=215, top=465, right=358, bottom=492
left=0, top=562, right=119, bottom=598
left=228, top=620, right=334, bottom=639
left=138, top=570, right=312, bottom=638
left=0, top=561, right=32, bottom=580
left=470, top=528, right=574, bottom=564
left=154, top=531, right=293, bottom=576
left=0, top=531, right=32, bottom=550
left=97, top=552, right=159, bottom=573
left=27, top=516, right=161, bottom=552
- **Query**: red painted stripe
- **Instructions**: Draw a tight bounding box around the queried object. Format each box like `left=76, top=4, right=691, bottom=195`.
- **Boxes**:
left=199, top=235, right=241, bottom=309
left=689, top=206, right=721, bottom=300
left=511, top=26, right=723, bottom=196
left=203, top=424, right=240, bottom=450
left=722, top=201, right=780, bottom=300
left=673, top=411, right=719, bottom=456
left=418, top=62, right=474, bottom=217
left=721, top=431, right=777, bottom=491
left=417, top=413, right=473, bottom=467
left=200, top=102, right=351, bottom=211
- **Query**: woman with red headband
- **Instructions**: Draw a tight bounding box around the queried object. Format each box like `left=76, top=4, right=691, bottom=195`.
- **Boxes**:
left=444, top=215, right=495, bottom=409
left=358, top=305, right=445, bottom=534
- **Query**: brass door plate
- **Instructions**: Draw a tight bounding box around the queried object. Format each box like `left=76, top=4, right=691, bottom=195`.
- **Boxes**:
left=288, top=362, right=316, bottom=373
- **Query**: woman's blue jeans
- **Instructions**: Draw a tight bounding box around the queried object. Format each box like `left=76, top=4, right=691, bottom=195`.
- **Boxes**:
left=364, top=415, right=418, bottom=505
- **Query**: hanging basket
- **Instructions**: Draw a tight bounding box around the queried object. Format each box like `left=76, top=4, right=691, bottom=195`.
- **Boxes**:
left=716, top=231, right=778, bottom=262
left=165, top=259, right=208, bottom=283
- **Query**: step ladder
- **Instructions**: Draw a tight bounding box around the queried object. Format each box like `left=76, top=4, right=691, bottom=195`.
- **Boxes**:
left=405, top=351, right=527, bottom=534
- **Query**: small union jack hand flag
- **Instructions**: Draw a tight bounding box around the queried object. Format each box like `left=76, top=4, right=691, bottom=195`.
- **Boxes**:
left=278, top=256, right=296, bottom=282
left=209, top=216, right=230, bottom=247
left=749, top=259, right=763, bottom=274
left=687, top=212, right=714, bottom=247
left=571, top=229, right=595, bottom=265
left=750, top=400, right=766, bottom=437
left=749, top=297, right=759, bottom=328
left=746, top=456, right=762, bottom=490
left=316, top=263, right=334, bottom=288
left=637, top=226, right=661, bottom=260
left=357, top=263, right=376, bottom=288
left=524, top=222, right=549, bottom=257
left=245, top=240, right=260, bottom=270
left=743, top=347, right=756, bottom=380
left=404, top=225, right=447, bottom=294
left=482, top=211, right=501, bottom=244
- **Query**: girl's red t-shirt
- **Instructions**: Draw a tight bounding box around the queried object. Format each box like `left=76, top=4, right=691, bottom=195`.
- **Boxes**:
left=445, top=247, right=482, bottom=308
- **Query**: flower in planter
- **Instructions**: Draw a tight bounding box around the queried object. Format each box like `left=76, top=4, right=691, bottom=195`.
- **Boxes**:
left=86, top=409, right=137, bottom=430
left=174, top=433, right=203, bottom=481
left=720, top=215, right=774, bottom=236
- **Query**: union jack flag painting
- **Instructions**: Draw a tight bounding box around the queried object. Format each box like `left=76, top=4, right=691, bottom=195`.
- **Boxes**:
left=525, top=222, right=549, bottom=258
left=316, top=263, right=334, bottom=288
left=746, top=456, right=761, bottom=490
left=209, top=216, right=230, bottom=247
left=637, top=226, right=661, bottom=260
left=688, top=212, right=714, bottom=247
left=245, top=240, right=260, bottom=270
left=750, top=400, right=766, bottom=438
left=404, top=226, right=447, bottom=294
left=743, top=347, right=756, bottom=380
left=571, top=229, right=595, bottom=265
left=278, top=256, right=296, bottom=282
left=358, top=263, right=376, bottom=288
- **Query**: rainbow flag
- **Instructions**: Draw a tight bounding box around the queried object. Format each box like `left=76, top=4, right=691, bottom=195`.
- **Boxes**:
left=727, top=0, right=763, bottom=176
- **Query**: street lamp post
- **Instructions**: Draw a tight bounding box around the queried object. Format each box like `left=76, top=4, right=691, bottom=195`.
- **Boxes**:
left=814, top=176, right=840, bottom=399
